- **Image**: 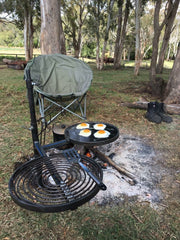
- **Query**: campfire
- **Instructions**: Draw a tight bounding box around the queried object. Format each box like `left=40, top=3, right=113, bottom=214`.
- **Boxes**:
left=87, top=135, right=165, bottom=208
left=46, top=133, right=165, bottom=209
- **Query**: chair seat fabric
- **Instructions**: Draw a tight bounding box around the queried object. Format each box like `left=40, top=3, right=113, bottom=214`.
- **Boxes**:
left=25, top=54, right=93, bottom=97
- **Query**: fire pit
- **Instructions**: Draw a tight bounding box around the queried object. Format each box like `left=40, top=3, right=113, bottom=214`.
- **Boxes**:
left=89, top=135, right=165, bottom=208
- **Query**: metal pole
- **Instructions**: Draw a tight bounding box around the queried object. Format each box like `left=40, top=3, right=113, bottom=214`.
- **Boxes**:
left=25, top=69, right=39, bottom=154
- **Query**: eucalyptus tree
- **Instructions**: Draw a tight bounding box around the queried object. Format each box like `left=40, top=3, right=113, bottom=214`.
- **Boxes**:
left=134, top=0, right=141, bottom=76
left=149, top=0, right=180, bottom=96
left=61, top=0, right=89, bottom=58
left=156, top=0, right=180, bottom=74
left=164, top=45, right=180, bottom=104
left=40, top=0, right=61, bottom=54
left=140, top=6, right=154, bottom=59
left=114, top=0, right=132, bottom=69
left=24, top=0, right=39, bottom=60
left=0, top=0, right=40, bottom=60
left=167, top=16, right=180, bottom=60
left=87, top=0, right=107, bottom=68
left=134, top=0, right=150, bottom=75
left=59, top=1, right=66, bottom=55
left=98, top=0, right=115, bottom=69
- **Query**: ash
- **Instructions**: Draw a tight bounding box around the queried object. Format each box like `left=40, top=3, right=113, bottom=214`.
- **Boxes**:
left=90, top=135, right=166, bottom=208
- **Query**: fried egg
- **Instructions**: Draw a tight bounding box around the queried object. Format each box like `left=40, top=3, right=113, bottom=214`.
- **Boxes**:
left=79, top=129, right=91, bottom=137
left=93, top=123, right=106, bottom=130
left=94, top=130, right=110, bottom=138
left=76, top=122, right=90, bottom=129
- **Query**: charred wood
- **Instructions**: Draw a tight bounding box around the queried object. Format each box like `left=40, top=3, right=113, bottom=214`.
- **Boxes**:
left=90, top=147, right=137, bottom=185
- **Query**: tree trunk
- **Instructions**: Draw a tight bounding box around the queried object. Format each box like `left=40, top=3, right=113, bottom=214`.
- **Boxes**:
left=71, top=25, right=82, bottom=58
left=24, top=10, right=30, bottom=61
left=40, top=0, right=61, bottom=54
left=134, top=0, right=141, bottom=76
left=59, top=1, right=66, bottom=55
left=114, top=0, right=131, bottom=69
left=24, top=6, right=33, bottom=61
left=94, top=1, right=101, bottom=69
left=149, top=0, right=179, bottom=96
left=156, top=0, right=180, bottom=74
left=76, top=27, right=82, bottom=58
left=99, top=0, right=115, bottom=70
left=149, top=30, right=161, bottom=95
left=29, top=9, right=33, bottom=59
left=164, top=46, right=180, bottom=104
left=114, top=0, right=123, bottom=69
left=96, top=14, right=101, bottom=69
left=96, top=33, right=101, bottom=69
left=149, top=0, right=164, bottom=96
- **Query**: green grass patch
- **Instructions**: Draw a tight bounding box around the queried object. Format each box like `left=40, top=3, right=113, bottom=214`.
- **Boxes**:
left=0, top=61, right=179, bottom=240
left=0, top=45, right=40, bottom=54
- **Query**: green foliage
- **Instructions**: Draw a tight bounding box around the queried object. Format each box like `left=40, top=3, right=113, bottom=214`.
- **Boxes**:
left=0, top=22, right=24, bottom=47
left=0, top=0, right=40, bottom=30
left=0, top=0, right=179, bottom=63
left=81, top=42, right=96, bottom=58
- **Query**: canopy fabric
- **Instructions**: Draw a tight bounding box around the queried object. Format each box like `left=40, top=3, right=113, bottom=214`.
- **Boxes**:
left=25, top=54, right=93, bottom=97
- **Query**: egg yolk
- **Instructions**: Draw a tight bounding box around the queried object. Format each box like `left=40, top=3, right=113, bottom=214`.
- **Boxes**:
left=80, top=123, right=87, bottom=127
left=98, top=130, right=105, bottom=134
left=83, top=129, right=90, bottom=133
left=97, top=124, right=104, bottom=127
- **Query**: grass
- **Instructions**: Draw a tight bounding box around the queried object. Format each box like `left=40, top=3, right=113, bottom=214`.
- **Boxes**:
left=0, top=60, right=179, bottom=239
left=0, top=46, right=40, bottom=60
left=0, top=45, right=41, bottom=54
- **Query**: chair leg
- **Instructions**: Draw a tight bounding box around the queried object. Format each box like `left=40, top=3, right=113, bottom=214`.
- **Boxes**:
left=77, top=94, right=86, bottom=119
left=36, top=93, right=87, bottom=128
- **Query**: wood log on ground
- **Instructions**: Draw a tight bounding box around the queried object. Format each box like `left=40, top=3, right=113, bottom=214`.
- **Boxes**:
left=121, top=99, right=180, bottom=115
left=7, top=64, right=24, bottom=70
left=104, top=56, right=114, bottom=64
left=3, top=58, right=27, bottom=70
left=3, top=58, right=13, bottom=64
left=90, top=147, right=137, bottom=185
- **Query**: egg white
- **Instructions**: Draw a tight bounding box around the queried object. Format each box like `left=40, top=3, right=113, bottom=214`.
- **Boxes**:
left=79, top=129, right=91, bottom=137
left=76, top=123, right=90, bottom=129
left=93, top=123, right=106, bottom=130
left=94, top=130, right=110, bottom=138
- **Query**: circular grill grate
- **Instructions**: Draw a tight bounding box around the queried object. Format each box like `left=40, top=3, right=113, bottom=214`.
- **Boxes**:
left=9, top=154, right=103, bottom=212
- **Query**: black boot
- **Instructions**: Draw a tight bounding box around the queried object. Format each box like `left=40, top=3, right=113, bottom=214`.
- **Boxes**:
left=145, top=102, right=162, bottom=124
left=156, top=102, right=173, bottom=123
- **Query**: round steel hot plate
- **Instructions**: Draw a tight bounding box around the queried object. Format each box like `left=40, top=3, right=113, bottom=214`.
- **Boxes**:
left=65, top=122, right=119, bottom=146
left=9, top=154, right=103, bottom=212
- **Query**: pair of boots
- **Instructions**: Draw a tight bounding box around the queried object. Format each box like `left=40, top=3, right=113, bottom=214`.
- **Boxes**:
left=145, top=102, right=173, bottom=124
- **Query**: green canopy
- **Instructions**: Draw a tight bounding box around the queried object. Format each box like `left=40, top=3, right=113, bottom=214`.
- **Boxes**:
left=25, top=54, right=93, bottom=97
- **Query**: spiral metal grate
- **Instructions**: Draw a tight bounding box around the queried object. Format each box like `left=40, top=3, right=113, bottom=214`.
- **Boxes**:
left=9, top=154, right=103, bottom=212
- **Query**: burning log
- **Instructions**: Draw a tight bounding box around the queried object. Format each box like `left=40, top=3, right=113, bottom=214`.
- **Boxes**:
left=89, top=147, right=137, bottom=185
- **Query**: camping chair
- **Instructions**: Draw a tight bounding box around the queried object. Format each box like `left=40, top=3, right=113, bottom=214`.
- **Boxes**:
left=24, top=54, right=93, bottom=144
left=8, top=58, right=106, bottom=213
